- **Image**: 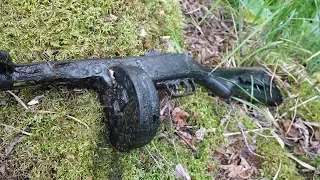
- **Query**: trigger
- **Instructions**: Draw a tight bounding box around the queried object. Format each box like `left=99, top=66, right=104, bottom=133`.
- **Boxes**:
left=156, top=78, right=196, bottom=98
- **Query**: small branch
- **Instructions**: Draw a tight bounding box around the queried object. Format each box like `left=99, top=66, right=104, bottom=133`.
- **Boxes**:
left=7, top=90, right=28, bottom=110
left=281, top=96, right=319, bottom=118
left=145, top=147, right=163, bottom=170
left=223, top=128, right=269, bottom=137
left=38, top=110, right=90, bottom=129
left=273, top=160, right=282, bottom=180
left=176, top=131, right=197, bottom=152
left=0, top=123, right=32, bottom=136
left=238, top=123, right=265, bottom=158
left=286, top=98, right=298, bottom=135
left=285, top=153, right=316, bottom=171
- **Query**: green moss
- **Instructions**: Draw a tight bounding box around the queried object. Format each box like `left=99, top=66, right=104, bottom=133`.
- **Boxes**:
left=0, top=0, right=183, bottom=179
left=180, top=87, right=228, bottom=129
left=257, top=136, right=303, bottom=179
left=280, top=77, right=320, bottom=123
left=0, top=0, right=183, bottom=61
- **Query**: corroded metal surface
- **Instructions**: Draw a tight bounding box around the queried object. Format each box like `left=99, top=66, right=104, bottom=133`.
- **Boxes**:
left=0, top=51, right=283, bottom=151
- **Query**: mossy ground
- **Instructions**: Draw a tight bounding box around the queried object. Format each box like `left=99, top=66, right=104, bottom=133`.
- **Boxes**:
left=0, top=0, right=317, bottom=179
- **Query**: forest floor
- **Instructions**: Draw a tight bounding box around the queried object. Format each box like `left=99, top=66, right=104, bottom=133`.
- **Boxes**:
left=0, top=0, right=319, bottom=179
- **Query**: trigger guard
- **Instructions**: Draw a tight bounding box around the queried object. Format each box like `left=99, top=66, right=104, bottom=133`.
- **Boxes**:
left=106, top=65, right=160, bottom=152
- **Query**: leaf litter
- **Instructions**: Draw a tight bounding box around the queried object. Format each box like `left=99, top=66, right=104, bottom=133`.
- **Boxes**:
left=213, top=138, right=261, bottom=179
left=279, top=118, right=320, bottom=157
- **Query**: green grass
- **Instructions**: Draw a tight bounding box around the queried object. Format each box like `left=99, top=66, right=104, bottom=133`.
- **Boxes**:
left=219, top=0, right=320, bottom=177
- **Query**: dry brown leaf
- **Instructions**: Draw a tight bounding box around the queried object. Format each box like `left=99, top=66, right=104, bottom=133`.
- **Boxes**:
left=195, top=127, right=206, bottom=142
left=140, top=153, right=147, bottom=164
left=282, top=120, right=292, bottom=132
left=27, top=95, right=45, bottom=106
left=207, top=161, right=215, bottom=172
left=219, top=157, right=254, bottom=179
left=5, top=136, right=24, bottom=156
left=172, top=107, right=189, bottom=127
left=293, top=145, right=307, bottom=155
left=182, top=0, right=235, bottom=69
left=0, top=165, right=7, bottom=176
left=175, top=163, right=191, bottom=180
left=193, top=111, right=199, bottom=118
left=103, top=14, right=118, bottom=22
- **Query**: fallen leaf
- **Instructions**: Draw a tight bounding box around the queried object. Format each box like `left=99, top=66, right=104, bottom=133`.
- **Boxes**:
left=103, top=14, right=118, bottom=22
left=193, top=111, right=199, bottom=118
left=195, top=127, right=206, bottom=142
left=178, top=130, right=193, bottom=140
left=219, top=157, right=254, bottom=179
left=175, top=164, right=191, bottom=180
left=314, top=131, right=320, bottom=140
left=159, top=10, right=165, bottom=15
left=172, top=107, right=189, bottom=129
left=140, top=154, right=147, bottom=164
left=5, top=136, right=24, bottom=156
left=282, top=120, right=292, bottom=132
left=207, top=161, right=215, bottom=172
left=139, top=28, right=147, bottom=37
left=0, top=97, right=6, bottom=106
left=27, top=95, right=45, bottom=106
left=293, top=145, right=307, bottom=155
left=0, top=165, right=7, bottom=176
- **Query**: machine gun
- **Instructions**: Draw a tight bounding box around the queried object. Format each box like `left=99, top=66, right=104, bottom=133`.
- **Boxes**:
left=0, top=50, right=282, bottom=151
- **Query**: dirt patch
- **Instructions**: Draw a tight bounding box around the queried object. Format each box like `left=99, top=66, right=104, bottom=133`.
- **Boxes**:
left=181, top=0, right=236, bottom=68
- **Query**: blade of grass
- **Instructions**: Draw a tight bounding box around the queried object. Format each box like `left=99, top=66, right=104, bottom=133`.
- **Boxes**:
left=198, top=0, right=221, bottom=26
left=231, top=96, right=264, bottom=113
left=210, top=6, right=284, bottom=72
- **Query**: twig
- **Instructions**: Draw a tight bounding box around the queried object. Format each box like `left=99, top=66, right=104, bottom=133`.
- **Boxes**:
left=285, top=153, right=316, bottom=171
left=273, top=160, right=282, bottom=180
left=280, top=96, right=319, bottom=118
left=237, top=124, right=264, bottom=158
left=166, top=96, right=180, bottom=163
left=229, top=99, right=264, bottom=158
left=7, top=90, right=28, bottom=110
left=286, top=98, right=298, bottom=135
left=223, top=128, right=269, bottom=137
left=303, top=121, right=320, bottom=128
left=270, top=130, right=285, bottom=149
left=152, top=142, right=173, bottom=167
left=0, top=123, right=32, bottom=136
left=65, top=115, right=90, bottom=129
left=176, top=131, right=197, bottom=152
left=38, top=110, right=90, bottom=129
left=185, top=7, right=201, bottom=15
left=145, top=147, right=163, bottom=170
left=262, top=107, right=279, bottom=128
